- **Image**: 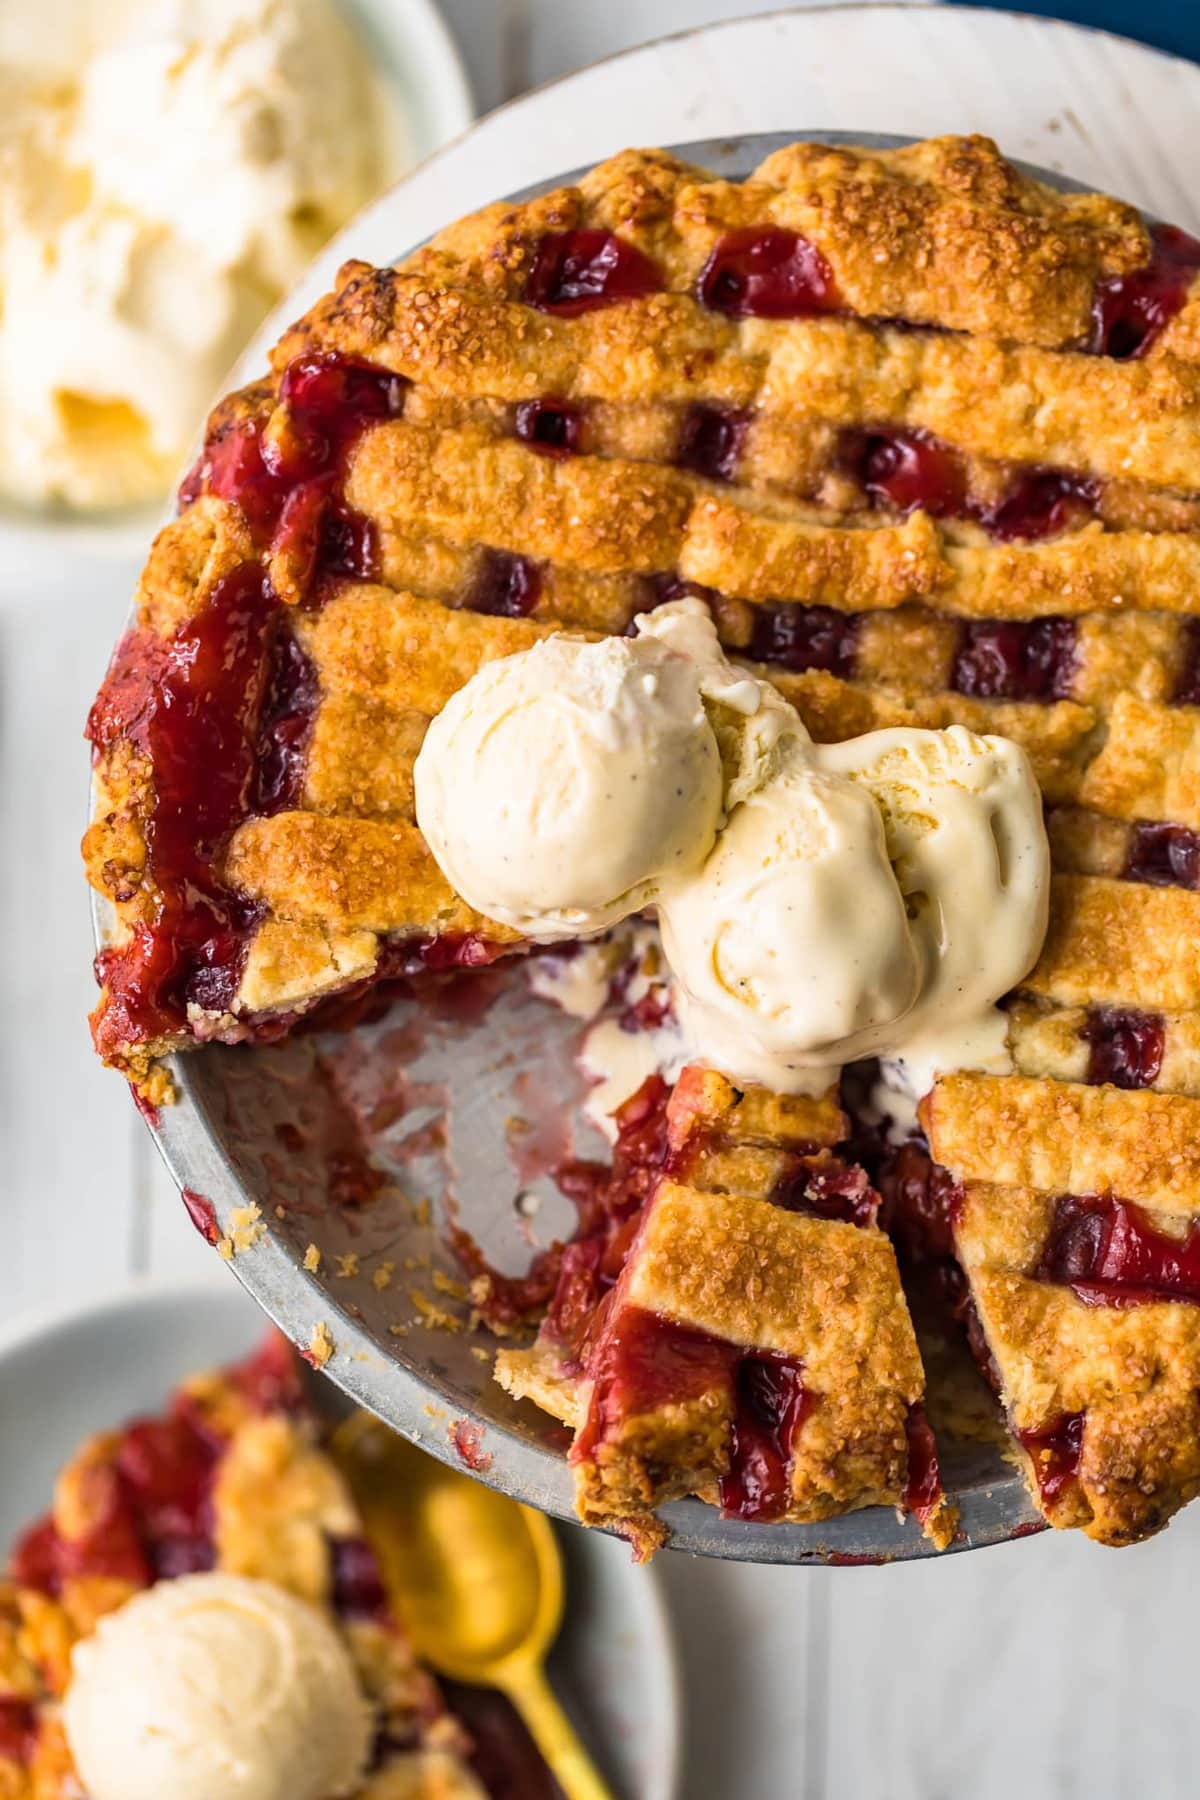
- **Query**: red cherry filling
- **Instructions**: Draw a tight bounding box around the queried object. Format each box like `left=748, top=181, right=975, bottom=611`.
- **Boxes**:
left=977, top=467, right=1101, bottom=542
left=88, top=564, right=277, bottom=1055
left=845, top=427, right=967, bottom=517
left=7, top=1338, right=302, bottom=1607
left=747, top=602, right=860, bottom=676
left=524, top=230, right=663, bottom=316
left=1123, top=820, right=1200, bottom=889
left=1174, top=618, right=1200, bottom=707
left=903, top=1403, right=945, bottom=1531
left=719, top=1353, right=813, bottom=1523
left=573, top=1300, right=818, bottom=1526
left=0, top=1700, right=36, bottom=1767
left=951, top=616, right=1077, bottom=700
left=1082, top=1006, right=1165, bottom=1090
left=328, top=1535, right=387, bottom=1619
left=1035, top=1192, right=1200, bottom=1307
left=771, top=1156, right=880, bottom=1228
left=698, top=227, right=840, bottom=318
left=464, top=549, right=543, bottom=618
left=676, top=405, right=752, bottom=482
left=572, top=1304, right=740, bottom=1467
left=1090, top=223, right=1200, bottom=359
left=182, top=1188, right=221, bottom=1246
left=514, top=397, right=584, bottom=457
left=455, top=1074, right=671, bottom=1345
left=878, top=1141, right=1001, bottom=1393
left=253, top=629, right=321, bottom=815
left=1015, top=1412, right=1085, bottom=1506
left=183, top=352, right=405, bottom=596
left=878, top=1140, right=964, bottom=1263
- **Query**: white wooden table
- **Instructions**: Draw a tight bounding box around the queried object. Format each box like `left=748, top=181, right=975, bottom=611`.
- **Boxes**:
left=9, top=6, right=1200, bottom=1796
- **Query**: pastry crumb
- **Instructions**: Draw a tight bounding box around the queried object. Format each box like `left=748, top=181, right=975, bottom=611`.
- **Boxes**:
left=409, top=1288, right=463, bottom=1333
left=303, top=1243, right=322, bottom=1273
left=218, top=1202, right=265, bottom=1260
left=335, top=1252, right=360, bottom=1279
left=301, top=1320, right=335, bottom=1369
left=372, top=1260, right=395, bottom=1292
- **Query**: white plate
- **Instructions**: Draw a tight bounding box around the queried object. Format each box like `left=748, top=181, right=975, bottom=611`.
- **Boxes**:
left=0, top=1279, right=681, bottom=1800
left=0, top=0, right=473, bottom=563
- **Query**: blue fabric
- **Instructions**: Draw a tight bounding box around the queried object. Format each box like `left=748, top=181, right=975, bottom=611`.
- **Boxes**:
left=952, top=1, right=1199, bottom=65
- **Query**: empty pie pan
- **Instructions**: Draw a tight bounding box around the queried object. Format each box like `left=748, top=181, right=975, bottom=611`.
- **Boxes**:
left=91, top=133, right=1104, bottom=1564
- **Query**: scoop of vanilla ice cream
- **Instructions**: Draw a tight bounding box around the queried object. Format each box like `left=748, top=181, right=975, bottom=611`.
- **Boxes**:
left=74, top=0, right=387, bottom=295
left=0, top=0, right=388, bottom=511
left=819, top=723, right=1050, bottom=1093
left=660, top=748, right=924, bottom=1094
left=414, top=630, right=724, bottom=938
left=63, top=1572, right=372, bottom=1800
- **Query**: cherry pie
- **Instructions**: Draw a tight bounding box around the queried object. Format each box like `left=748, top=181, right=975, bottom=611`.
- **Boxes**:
left=82, top=135, right=1200, bottom=1551
left=0, top=1336, right=544, bottom=1798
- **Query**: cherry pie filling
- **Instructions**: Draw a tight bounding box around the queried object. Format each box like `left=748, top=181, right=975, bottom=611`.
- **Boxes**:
left=524, top=230, right=663, bottom=315
left=1081, top=1007, right=1165, bottom=1090
left=1015, top=1413, right=1086, bottom=1507
left=697, top=227, right=841, bottom=319
left=1034, top=1192, right=1200, bottom=1308
left=514, top=397, right=584, bottom=458
left=1124, top=820, right=1200, bottom=890
left=545, top=1078, right=944, bottom=1528
left=0, top=1701, right=35, bottom=1768
left=1089, top=222, right=1200, bottom=359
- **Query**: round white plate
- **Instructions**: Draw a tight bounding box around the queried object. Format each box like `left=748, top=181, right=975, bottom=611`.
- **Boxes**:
left=0, top=1280, right=680, bottom=1800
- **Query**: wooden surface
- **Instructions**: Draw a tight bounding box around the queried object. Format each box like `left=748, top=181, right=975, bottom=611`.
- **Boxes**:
left=8, top=6, right=1200, bottom=1796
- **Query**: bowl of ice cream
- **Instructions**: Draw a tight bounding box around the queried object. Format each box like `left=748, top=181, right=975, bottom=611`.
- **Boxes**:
left=0, top=0, right=470, bottom=549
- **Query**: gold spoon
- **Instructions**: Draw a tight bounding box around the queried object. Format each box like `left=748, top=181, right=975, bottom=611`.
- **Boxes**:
left=331, top=1411, right=615, bottom=1800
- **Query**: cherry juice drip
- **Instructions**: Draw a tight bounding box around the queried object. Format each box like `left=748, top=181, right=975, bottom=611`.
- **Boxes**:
left=1015, top=1412, right=1085, bottom=1506
left=718, top=1353, right=813, bottom=1523
left=1035, top=1192, right=1200, bottom=1307
left=94, top=353, right=410, bottom=1054
left=183, top=352, right=408, bottom=594
left=89, top=565, right=277, bottom=1054
left=903, top=1403, right=945, bottom=1529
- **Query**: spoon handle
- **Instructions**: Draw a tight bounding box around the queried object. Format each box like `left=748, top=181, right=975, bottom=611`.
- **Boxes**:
left=500, top=1663, right=616, bottom=1800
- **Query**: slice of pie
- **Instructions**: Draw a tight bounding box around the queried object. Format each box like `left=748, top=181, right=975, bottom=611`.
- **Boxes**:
left=497, top=1066, right=953, bottom=1557
left=81, top=134, right=1200, bottom=1550
left=0, top=1336, right=534, bottom=1798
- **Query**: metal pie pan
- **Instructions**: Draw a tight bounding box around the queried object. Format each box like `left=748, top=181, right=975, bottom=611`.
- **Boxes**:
left=98, top=132, right=1111, bottom=1563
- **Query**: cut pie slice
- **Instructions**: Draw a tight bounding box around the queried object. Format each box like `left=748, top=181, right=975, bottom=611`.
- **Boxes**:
left=0, top=1336, right=526, bottom=1798
left=498, top=1067, right=955, bottom=1557
left=878, top=1074, right=1200, bottom=1544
